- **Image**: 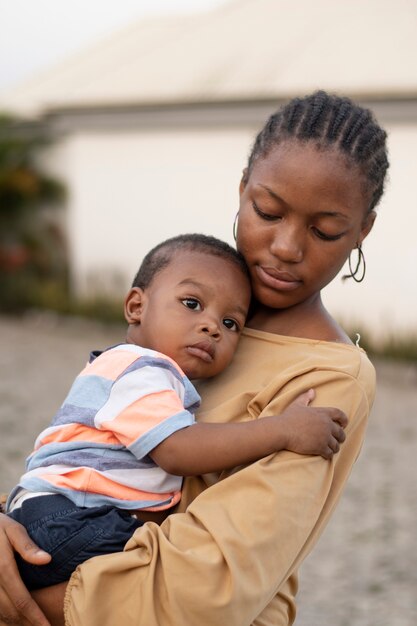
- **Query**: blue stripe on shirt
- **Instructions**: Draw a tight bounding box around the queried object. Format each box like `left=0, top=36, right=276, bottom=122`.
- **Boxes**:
left=27, top=448, right=151, bottom=472
left=62, top=375, right=113, bottom=410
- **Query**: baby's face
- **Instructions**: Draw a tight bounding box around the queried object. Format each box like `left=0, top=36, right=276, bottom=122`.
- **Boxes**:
left=125, top=250, right=251, bottom=379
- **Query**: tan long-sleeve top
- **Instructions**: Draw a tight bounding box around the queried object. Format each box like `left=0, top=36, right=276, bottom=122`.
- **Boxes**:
left=64, top=327, right=376, bottom=626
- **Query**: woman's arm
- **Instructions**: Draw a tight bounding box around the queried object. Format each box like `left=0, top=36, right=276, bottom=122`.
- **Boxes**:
left=64, top=367, right=373, bottom=626
left=0, top=362, right=373, bottom=626
left=250, top=575, right=298, bottom=626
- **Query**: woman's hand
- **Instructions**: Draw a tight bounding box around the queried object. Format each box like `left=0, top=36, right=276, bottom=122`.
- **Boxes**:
left=0, top=513, right=51, bottom=626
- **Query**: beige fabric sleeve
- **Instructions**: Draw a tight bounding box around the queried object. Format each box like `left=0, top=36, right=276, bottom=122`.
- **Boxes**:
left=250, top=575, right=298, bottom=626
left=64, top=365, right=373, bottom=626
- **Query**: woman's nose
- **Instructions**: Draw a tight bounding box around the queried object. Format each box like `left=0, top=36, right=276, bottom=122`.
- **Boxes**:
left=270, top=222, right=303, bottom=263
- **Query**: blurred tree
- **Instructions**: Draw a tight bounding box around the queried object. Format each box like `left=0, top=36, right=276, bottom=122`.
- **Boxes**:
left=0, top=113, right=68, bottom=311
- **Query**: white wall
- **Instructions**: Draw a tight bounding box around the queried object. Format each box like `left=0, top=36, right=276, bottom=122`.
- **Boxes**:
left=46, top=127, right=252, bottom=295
left=45, top=120, right=417, bottom=340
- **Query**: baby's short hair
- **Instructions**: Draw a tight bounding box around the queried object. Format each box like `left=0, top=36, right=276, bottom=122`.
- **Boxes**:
left=132, top=233, right=249, bottom=289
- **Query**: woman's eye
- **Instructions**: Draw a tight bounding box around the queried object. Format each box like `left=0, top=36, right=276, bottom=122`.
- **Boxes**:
left=223, top=318, right=239, bottom=332
left=312, top=227, right=344, bottom=241
left=181, top=298, right=201, bottom=311
left=252, top=201, right=280, bottom=221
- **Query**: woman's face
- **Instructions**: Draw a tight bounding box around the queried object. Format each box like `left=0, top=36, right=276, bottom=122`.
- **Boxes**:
left=237, top=141, right=375, bottom=311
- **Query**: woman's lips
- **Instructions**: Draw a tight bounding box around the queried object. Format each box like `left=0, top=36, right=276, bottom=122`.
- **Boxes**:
left=186, top=341, right=215, bottom=363
left=256, top=265, right=302, bottom=291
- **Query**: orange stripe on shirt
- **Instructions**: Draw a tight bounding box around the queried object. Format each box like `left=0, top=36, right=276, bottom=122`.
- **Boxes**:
left=86, top=472, right=175, bottom=502
left=98, top=389, right=186, bottom=446
left=45, top=469, right=89, bottom=493
left=78, top=350, right=139, bottom=379
left=45, top=470, right=180, bottom=509
left=37, top=423, right=120, bottom=447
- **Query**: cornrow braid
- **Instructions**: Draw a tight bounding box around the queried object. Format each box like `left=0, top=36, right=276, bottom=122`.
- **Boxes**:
left=246, top=90, right=389, bottom=213
left=284, top=97, right=303, bottom=133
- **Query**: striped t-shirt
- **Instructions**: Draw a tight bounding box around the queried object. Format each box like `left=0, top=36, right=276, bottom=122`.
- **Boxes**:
left=9, top=344, right=200, bottom=511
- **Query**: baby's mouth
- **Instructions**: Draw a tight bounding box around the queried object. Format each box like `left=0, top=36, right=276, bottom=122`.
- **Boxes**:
left=186, top=341, right=215, bottom=362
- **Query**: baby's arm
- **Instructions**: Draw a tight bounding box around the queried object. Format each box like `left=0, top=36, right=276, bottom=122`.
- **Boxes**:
left=150, top=390, right=347, bottom=476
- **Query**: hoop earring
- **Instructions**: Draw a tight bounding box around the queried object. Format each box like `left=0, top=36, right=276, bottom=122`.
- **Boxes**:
left=233, top=212, right=239, bottom=243
left=342, top=244, right=366, bottom=283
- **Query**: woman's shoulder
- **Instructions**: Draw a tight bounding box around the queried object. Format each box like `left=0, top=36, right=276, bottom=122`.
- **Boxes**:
left=241, top=325, right=355, bottom=350
left=240, top=326, right=375, bottom=383
left=237, top=328, right=376, bottom=414
left=197, top=326, right=375, bottom=423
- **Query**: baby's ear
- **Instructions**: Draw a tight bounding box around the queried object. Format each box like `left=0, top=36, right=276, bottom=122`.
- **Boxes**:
left=124, top=287, right=145, bottom=324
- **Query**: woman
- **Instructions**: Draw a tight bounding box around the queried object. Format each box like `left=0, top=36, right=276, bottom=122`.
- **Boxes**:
left=0, top=90, right=389, bottom=626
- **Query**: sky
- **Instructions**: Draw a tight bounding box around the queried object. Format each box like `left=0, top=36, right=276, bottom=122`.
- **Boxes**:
left=0, top=0, right=227, bottom=91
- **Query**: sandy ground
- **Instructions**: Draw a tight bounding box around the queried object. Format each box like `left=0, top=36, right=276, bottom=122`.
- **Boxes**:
left=0, top=313, right=416, bottom=626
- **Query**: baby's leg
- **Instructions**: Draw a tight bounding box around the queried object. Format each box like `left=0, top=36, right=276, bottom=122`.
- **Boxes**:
left=8, top=495, right=143, bottom=590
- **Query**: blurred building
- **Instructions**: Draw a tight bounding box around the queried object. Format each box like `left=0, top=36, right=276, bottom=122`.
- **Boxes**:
left=1, top=0, right=416, bottom=338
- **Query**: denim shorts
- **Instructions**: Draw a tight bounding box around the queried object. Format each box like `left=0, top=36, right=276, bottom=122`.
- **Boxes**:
left=8, top=494, right=143, bottom=590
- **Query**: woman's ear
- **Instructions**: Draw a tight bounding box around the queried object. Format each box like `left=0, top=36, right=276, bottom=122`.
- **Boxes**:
left=124, top=287, right=145, bottom=324
left=358, top=210, right=377, bottom=245
left=239, top=168, right=248, bottom=196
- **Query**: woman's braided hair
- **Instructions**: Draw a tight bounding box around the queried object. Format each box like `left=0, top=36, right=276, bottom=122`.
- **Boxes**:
left=246, top=90, right=389, bottom=213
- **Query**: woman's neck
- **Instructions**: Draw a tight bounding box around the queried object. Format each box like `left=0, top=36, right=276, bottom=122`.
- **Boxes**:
left=246, top=293, right=352, bottom=344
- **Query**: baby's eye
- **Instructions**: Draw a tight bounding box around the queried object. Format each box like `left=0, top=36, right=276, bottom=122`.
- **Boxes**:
left=181, top=298, right=202, bottom=311
left=223, top=318, right=239, bottom=332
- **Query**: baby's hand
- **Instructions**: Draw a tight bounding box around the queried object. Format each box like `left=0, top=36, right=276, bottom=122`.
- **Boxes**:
left=276, top=390, right=348, bottom=459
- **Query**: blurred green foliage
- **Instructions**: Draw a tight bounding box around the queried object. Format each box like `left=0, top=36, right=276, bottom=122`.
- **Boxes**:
left=356, top=332, right=417, bottom=364
left=0, top=113, right=68, bottom=311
